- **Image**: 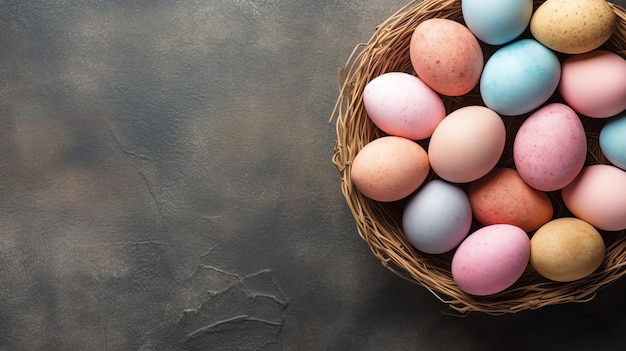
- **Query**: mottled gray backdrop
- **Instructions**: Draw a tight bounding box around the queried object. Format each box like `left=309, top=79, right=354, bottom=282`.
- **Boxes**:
left=2, top=0, right=626, bottom=350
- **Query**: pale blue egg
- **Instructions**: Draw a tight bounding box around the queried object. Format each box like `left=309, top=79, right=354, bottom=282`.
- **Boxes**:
left=462, top=0, right=533, bottom=45
left=480, top=39, right=561, bottom=116
left=600, top=112, right=626, bottom=170
left=402, top=179, right=472, bottom=254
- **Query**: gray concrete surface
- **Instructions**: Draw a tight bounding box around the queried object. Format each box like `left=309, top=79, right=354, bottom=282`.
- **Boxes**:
left=1, top=0, right=626, bottom=350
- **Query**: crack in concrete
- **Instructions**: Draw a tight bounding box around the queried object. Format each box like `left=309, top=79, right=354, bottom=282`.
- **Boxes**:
left=172, top=266, right=288, bottom=350
left=106, top=124, right=154, bottom=161
left=139, top=171, right=163, bottom=215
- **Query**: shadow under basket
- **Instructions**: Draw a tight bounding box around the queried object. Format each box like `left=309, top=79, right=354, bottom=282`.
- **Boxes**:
left=331, top=0, right=626, bottom=315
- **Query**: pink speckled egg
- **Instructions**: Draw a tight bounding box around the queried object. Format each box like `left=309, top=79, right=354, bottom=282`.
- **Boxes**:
left=559, top=50, right=626, bottom=118
left=350, top=136, right=429, bottom=202
left=451, top=224, right=530, bottom=296
left=513, top=103, right=586, bottom=191
left=562, top=165, right=626, bottom=231
left=363, top=72, right=446, bottom=140
left=428, top=106, right=505, bottom=183
left=409, top=18, right=484, bottom=96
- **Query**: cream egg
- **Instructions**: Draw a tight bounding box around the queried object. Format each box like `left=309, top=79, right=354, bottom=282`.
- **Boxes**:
left=428, top=106, right=505, bottom=183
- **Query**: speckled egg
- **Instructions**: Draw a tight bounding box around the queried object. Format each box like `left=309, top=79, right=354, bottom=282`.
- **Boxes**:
left=409, top=18, right=484, bottom=96
left=403, top=180, right=472, bottom=254
left=530, top=218, right=605, bottom=282
left=513, top=103, right=587, bottom=191
left=362, top=72, right=446, bottom=140
left=480, top=39, right=561, bottom=116
left=562, top=165, right=626, bottom=231
left=350, top=136, right=429, bottom=202
left=530, top=0, right=616, bottom=54
left=428, top=106, right=505, bottom=183
left=467, top=168, right=553, bottom=232
left=559, top=50, right=626, bottom=118
left=600, top=112, right=626, bottom=170
left=452, top=224, right=530, bottom=296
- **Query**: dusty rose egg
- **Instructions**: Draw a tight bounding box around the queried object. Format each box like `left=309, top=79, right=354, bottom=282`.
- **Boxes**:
left=513, top=103, right=587, bottom=191
left=451, top=224, right=530, bottom=296
left=363, top=72, right=446, bottom=140
left=409, top=18, right=484, bottom=96
left=428, top=106, right=505, bottom=183
left=350, top=136, right=430, bottom=202
left=559, top=50, right=626, bottom=118
left=562, top=165, right=626, bottom=231
left=467, top=168, right=553, bottom=232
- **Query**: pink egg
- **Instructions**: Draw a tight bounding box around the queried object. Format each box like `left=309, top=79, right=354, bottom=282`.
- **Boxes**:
left=363, top=72, right=446, bottom=140
left=350, top=136, right=430, bottom=202
left=513, top=103, right=587, bottom=191
left=562, top=165, right=626, bottom=231
left=451, top=224, right=530, bottom=296
left=428, top=106, right=505, bottom=183
left=410, top=18, right=484, bottom=96
left=559, top=50, right=626, bottom=118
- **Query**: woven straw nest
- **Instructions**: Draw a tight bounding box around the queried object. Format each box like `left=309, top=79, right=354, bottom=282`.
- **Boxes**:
left=331, top=0, right=626, bottom=315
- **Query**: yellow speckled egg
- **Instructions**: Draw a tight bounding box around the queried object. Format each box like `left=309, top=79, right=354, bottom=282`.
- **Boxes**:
left=530, top=218, right=605, bottom=282
left=530, top=0, right=616, bottom=54
left=350, top=136, right=430, bottom=202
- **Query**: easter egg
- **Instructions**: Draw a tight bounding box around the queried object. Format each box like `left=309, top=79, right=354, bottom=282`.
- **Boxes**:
left=480, top=39, right=561, bottom=116
left=559, top=50, right=626, bottom=118
left=363, top=72, right=446, bottom=140
left=513, top=103, right=587, bottom=191
left=428, top=106, right=505, bottom=183
left=410, top=18, right=484, bottom=96
left=467, top=168, right=553, bottom=232
left=462, top=0, right=533, bottom=45
left=451, top=224, right=530, bottom=296
left=562, top=165, right=626, bottom=231
left=600, top=112, right=626, bottom=170
left=530, top=0, right=616, bottom=54
left=530, top=218, right=605, bottom=282
left=350, top=136, right=430, bottom=202
left=402, top=180, right=472, bottom=254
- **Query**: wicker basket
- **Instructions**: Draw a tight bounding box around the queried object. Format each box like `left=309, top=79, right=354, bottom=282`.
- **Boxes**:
left=331, top=0, right=626, bottom=314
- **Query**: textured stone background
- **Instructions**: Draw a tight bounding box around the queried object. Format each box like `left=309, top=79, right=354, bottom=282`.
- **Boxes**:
left=1, top=0, right=626, bottom=350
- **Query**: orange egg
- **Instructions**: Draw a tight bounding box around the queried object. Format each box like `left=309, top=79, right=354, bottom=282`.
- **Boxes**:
left=467, top=168, right=553, bottom=232
left=350, top=136, right=429, bottom=202
left=410, top=18, right=484, bottom=96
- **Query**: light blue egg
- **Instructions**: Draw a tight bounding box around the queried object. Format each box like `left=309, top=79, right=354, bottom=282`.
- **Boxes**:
left=480, top=39, right=561, bottom=116
left=462, top=0, right=533, bottom=45
left=402, top=179, right=472, bottom=254
left=600, top=112, right=626, bottom=170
